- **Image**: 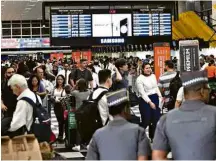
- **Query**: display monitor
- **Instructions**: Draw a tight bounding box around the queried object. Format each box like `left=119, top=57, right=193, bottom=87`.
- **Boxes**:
left=50, top=8, right=172, bottom=47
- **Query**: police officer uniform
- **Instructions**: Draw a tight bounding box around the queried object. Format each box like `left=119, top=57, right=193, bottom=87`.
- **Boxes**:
left=86, top=89, right=151, bottom=160
left=152, top=71, right=216, bottom=160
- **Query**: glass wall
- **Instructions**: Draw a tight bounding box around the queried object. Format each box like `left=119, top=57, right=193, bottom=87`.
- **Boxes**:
left=1, top=20, right=50, bottom=38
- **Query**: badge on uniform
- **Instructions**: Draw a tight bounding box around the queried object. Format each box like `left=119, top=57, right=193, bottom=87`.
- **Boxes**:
left=107, top=89, right=129, bottom=107
left=181, top=70, right=208, bottom=89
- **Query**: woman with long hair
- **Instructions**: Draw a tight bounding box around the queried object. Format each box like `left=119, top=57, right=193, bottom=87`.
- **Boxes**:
left=28, top=74, right=46, bottom=99
left=136, top=63, right=162, bottom=142
left=52, top=74, right=66, bottom=141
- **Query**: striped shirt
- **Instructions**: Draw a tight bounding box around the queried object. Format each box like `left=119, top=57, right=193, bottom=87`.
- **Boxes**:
left=158, top=71, right=177, bottom=103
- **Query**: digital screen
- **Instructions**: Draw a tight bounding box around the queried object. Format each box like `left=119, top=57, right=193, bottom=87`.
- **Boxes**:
left=133, top=12, right=171, bottom=36
left=51, top=10, right=92, bottom=38
left=50, top=9, right=172, bottom=47
left=92, top=14, right=132, bottom=37
left=52, top=12, right=71, bottom=38
left=79, top=14, right=92, bottom=37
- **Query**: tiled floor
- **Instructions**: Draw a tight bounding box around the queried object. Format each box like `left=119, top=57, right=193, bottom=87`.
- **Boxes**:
left=51, top=108, right=59, bottom=137
left=51, top=107, right=86, bottom=159
left=51, top=105, right=172, bottom=160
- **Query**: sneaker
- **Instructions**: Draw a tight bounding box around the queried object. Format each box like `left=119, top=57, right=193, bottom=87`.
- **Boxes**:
left=72, top=145, right=80, bottom=151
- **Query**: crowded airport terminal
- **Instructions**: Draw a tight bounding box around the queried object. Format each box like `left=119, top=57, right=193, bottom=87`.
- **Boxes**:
left=1, top=0, right=216, bottom=160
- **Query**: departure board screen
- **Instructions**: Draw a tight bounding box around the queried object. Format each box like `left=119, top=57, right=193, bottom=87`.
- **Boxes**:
left=50, top=8, right=172, bottom=47
left=51, top=10, right=92, bottom=38
left=133, top=9, right=171, bottom=36
left=51, top=10, right=71, bottom=38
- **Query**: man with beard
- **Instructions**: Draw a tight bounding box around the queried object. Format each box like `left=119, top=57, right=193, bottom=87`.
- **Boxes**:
left=70, top=59, right=93, bottom=90
left=158, top=60, right=178, bottom=111
left=1, top=67, right=17, bottom=117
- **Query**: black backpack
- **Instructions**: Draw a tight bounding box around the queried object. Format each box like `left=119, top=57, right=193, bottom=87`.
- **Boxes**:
left=167, top=71, right=182, bottom=110
left=75, top=91, right=108, bottom=144
left=21, top=93, right=51, bottom=142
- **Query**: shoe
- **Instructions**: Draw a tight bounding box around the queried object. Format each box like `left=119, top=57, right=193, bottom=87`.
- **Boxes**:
left=57, top=136, right=64, bottom=143
left=81, top=144, right=87, bottom=150
left=72, top=145, right=80, bottom=151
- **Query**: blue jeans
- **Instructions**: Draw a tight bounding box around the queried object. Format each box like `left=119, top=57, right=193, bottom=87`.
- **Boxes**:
left=139, top=94, right=161, bottom=139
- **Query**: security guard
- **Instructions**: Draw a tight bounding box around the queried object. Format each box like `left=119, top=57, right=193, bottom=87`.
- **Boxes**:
left=86, top=89, right=151, bottom=160
left=152, top=70, right=216, bottom=160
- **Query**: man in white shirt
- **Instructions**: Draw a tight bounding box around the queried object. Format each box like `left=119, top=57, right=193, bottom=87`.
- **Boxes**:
left=175, top=86, right=185, bottom=108
left=57, top=62, right=71, bottom=85
left=7, top=74, right=42, bottom=133
left=45, top=59, right=53, bottom=74
left=93, top=60, right=102, bottom=74
left=91, top=69, right=113, bottom=125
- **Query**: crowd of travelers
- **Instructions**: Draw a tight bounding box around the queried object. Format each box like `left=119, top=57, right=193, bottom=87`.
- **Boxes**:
left=1, top=54, right=216, bottom=160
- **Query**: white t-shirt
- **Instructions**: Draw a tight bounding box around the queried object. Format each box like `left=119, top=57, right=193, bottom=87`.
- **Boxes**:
left=53, top=88, right=66, bottom=102
left=92, top=73, right=99, bottom=89
left=176, top=87, right=185, bottom=102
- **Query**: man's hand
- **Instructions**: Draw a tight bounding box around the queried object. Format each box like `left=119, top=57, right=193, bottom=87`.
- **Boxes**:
left=1, top=103, right=8, bottom=111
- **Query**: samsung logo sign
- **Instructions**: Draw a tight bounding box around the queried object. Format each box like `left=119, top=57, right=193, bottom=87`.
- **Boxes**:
left=100, top=38, right=125, bottom=44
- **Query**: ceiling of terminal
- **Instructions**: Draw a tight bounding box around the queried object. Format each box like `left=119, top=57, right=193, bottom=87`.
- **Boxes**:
left=1, top=0, right=158, bottom=21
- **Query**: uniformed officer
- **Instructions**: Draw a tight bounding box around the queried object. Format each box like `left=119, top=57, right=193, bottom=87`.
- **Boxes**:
left=86, top=89, right=151, bottom=160
left=152, top=70, right=216, bottom=160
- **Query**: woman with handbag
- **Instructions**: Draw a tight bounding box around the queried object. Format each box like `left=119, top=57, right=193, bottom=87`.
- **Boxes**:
left=136, top=63, right=162, bottom=142
left=51, top=74, right=66, bottom=142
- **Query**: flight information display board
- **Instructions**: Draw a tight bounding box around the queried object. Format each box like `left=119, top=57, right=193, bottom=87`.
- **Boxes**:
left=133, top=9, right=171, bottom=36
left=50, top=8, right=172, bottom=47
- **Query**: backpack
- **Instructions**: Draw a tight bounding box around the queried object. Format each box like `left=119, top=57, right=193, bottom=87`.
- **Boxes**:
left=75, top=91, right=108, bottom=144
left=21, top=93, right=51, bottom=142
left=167, top=71, right=182, bottom=110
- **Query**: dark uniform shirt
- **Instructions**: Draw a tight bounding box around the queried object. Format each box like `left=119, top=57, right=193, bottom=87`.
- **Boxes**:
left=153, top=100, right=216, bottom=160
left=86, top=116, right=151, bottom=160
left=1, top=80, right=17, bottom=117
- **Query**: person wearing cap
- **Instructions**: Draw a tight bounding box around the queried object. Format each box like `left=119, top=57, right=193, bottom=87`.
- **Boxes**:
left=152, top=70, right=216, bottom=160
left=86, top=89, right=151, bottom=160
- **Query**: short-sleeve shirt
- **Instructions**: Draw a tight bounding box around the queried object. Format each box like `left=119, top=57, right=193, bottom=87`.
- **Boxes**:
left=176, top=86, right=185, bottom=102
left=86, top=116, right=151, bottom=160
left=158, top=71, right=177, bottom=103
left=71, top=68, right=93, bottom=83
left=153, top=100, right=216, bottom=160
